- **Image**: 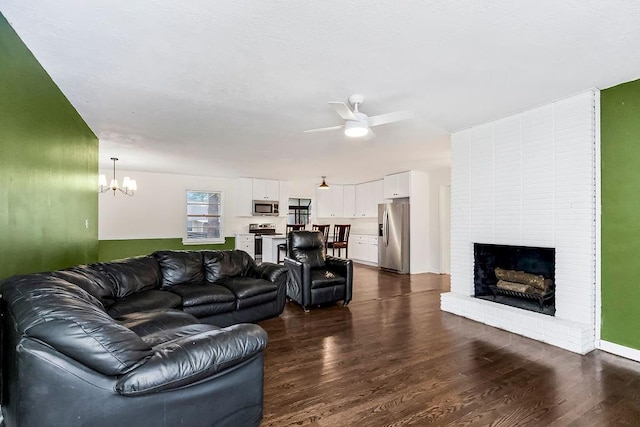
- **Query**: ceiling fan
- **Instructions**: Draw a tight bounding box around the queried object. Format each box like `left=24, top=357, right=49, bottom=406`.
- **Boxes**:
left=304, top=94, right=414, bottom=138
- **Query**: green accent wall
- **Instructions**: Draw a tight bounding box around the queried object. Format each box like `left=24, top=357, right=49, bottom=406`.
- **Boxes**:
left=601, top=78, right=640, bottom=350
left=98, top=238, right=235, bottom=262
left=0, top=14, right=98, bottom=280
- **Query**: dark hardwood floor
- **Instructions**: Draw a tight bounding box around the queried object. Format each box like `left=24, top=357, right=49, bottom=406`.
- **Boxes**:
left=259, top=264, right=640, bottom=426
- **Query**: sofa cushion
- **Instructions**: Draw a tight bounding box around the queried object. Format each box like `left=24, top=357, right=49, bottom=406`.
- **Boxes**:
left=115, top=309, right=200, bottom=337
left=140, top=324, right=220, bottom=347
left=107, top=290, right=182, bottom=318
left=310, top=269, right=345, bottom=289
left=235, top=290, right=279, bottom=309
left=219, top=277, right=279, bottom=310
left=2, top=275, right=152, bottom=376
left=115, top=324, right=268, bottom=396
left=96, top=256, right=162, bottom=298
left=168, top=282, right=236, bottom=307
left=219, top=277, right=278, bottom=299
left=153, top=250, right=205, bottom=288
left=202, top=250, right=256, bottom=283
left=52, top=265, right=116, bottom=307
left=182, top=301, right=237, bottom=317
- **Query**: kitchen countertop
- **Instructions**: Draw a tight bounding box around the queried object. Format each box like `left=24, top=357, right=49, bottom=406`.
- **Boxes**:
left=261, top=235, right=286, bottom=263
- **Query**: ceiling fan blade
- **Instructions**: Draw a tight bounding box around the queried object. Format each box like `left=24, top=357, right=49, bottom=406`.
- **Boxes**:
left=329, top=102, right=358, bottom=121
left=304, top=125, right=344, bottom=133
left=363, top=129, right=376, bottom=140
left=368, top=110, right=415, bottom=127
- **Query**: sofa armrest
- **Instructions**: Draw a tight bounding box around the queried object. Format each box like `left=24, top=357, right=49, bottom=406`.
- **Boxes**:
left=254, top=262, right=288, bottom=288
left=115, top=323, right=267, bottom=396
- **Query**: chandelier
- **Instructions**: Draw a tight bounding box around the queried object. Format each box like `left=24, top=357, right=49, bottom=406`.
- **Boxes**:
left=98, top=157, right=137, bottom=196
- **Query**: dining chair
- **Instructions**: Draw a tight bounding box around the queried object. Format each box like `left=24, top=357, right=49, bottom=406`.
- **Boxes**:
left=328, top=224, right=351, bottom=259
left=311, top=224, right=330, bottom=251
left=277, top=224, right=306, bottom=264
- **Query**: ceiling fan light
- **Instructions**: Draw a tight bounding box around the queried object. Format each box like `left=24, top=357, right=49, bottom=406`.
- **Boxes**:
left=344, top=121, right=369, bottom=137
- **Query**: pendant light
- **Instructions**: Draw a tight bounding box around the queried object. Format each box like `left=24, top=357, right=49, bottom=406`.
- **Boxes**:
left=318, top=176, right=330, bottom=189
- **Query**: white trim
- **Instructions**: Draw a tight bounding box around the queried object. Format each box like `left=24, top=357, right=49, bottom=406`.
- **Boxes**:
left=594, top=89, right=602, bottom=343
left=599, top=340, right=640, bottom=363
left=182, top=237, right=226, bottom=245
left=185, top=188, right=225, bottom=244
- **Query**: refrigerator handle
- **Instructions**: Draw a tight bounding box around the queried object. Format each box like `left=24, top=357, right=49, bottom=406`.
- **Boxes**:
left=384, top=209, right=390, bottom=246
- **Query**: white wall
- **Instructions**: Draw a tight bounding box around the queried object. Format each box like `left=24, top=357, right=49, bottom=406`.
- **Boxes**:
left=98, top=170, right=285, bottom=240
left=98, top=168, right=451, bottom=274
left=427, top=168, right=451, bottom=273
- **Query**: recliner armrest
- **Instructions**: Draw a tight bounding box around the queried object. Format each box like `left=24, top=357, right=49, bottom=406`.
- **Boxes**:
left=115, top=324, right=267, bottom=396
left=284, top=257, right=312, bottom=307
left=326, top=256, right=352, bottom=276
left=326, top=256, right=353, bottom=305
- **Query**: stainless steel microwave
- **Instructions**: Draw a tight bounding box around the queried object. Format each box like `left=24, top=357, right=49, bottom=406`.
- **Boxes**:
left=252, top=201, right=279, bottom=216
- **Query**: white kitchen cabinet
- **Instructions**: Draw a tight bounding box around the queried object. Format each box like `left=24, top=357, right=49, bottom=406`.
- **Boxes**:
left=384, top=171, right=411, bottom=198
left=343, top=185, right=356, bottom=218
left=349, top=234, right=378, bottom=265
left=355, top=179, right=383, bottom=218
left=349, top=234, right=367, bottom=261
left=367, top=235, right=379, bottom=263
left=252, top=179, right=279, bottom=201
left=236, top=178, right=254, bottom=217
left=316, top=185, right=344, bottom=218
left=234, top=234, right=255, bottom=258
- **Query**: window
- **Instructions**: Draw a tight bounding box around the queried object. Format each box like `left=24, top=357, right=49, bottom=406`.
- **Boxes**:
left=288, top=198, right=311, bottom=225
left=184, top=190, right=224, bottom=244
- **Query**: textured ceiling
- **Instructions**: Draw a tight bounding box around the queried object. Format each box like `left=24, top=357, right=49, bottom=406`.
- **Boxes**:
left=2, top=1, right=640, bottom=184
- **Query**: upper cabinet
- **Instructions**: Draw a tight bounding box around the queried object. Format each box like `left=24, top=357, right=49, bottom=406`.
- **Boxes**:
left=237, top=178, right=286, bottom=217
left=384, top=171, right=411, bottom=199
left=316, top=185, right=344, bottom=218
left=252, top=179, right=279, bottom=201
left=343, top=185, right=356, bottom=218
left=355, top=180, right=383, bottom=217
left=316, top=180, right=384, bottom=219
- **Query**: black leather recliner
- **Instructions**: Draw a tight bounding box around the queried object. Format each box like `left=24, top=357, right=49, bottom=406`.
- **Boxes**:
left=284, top=230, right=353, bottom=311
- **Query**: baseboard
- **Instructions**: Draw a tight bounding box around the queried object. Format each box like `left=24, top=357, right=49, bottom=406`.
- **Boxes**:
left=599, top=340, right=640, bottom=362
left=352, top=260, right=378, bottom=267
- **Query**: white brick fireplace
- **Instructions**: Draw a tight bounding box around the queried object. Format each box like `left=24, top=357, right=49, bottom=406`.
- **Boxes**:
left=441, top=90, right=599, bottom=354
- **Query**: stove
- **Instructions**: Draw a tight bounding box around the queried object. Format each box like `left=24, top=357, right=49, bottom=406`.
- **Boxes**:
left=249, top=223, right=278, bottom=236
left=249, top=223, right=279, bottom=262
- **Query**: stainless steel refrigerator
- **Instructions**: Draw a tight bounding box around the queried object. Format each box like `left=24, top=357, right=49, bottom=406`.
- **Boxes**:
left=378, top=203, right=410, bottom=274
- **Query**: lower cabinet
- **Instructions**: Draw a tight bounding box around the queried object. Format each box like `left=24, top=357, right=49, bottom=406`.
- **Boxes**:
left=349, top=234, right=378, bottom=265
left=234, top=234, right=255, bottom=258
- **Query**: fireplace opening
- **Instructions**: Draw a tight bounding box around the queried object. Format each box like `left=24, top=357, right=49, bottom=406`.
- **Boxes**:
left=474, top=243, right=556, bottom=316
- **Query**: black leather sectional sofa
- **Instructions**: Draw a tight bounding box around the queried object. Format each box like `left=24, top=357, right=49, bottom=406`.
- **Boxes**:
left=0, top=249, right=288, bottom=427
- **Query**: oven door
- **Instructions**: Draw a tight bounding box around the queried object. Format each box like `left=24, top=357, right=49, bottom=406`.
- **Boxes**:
left=254, top=236, right=263, bottom=262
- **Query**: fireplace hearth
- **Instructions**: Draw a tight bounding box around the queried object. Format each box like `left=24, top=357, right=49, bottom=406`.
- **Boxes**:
left=474, top=243, right=556, bottom=315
